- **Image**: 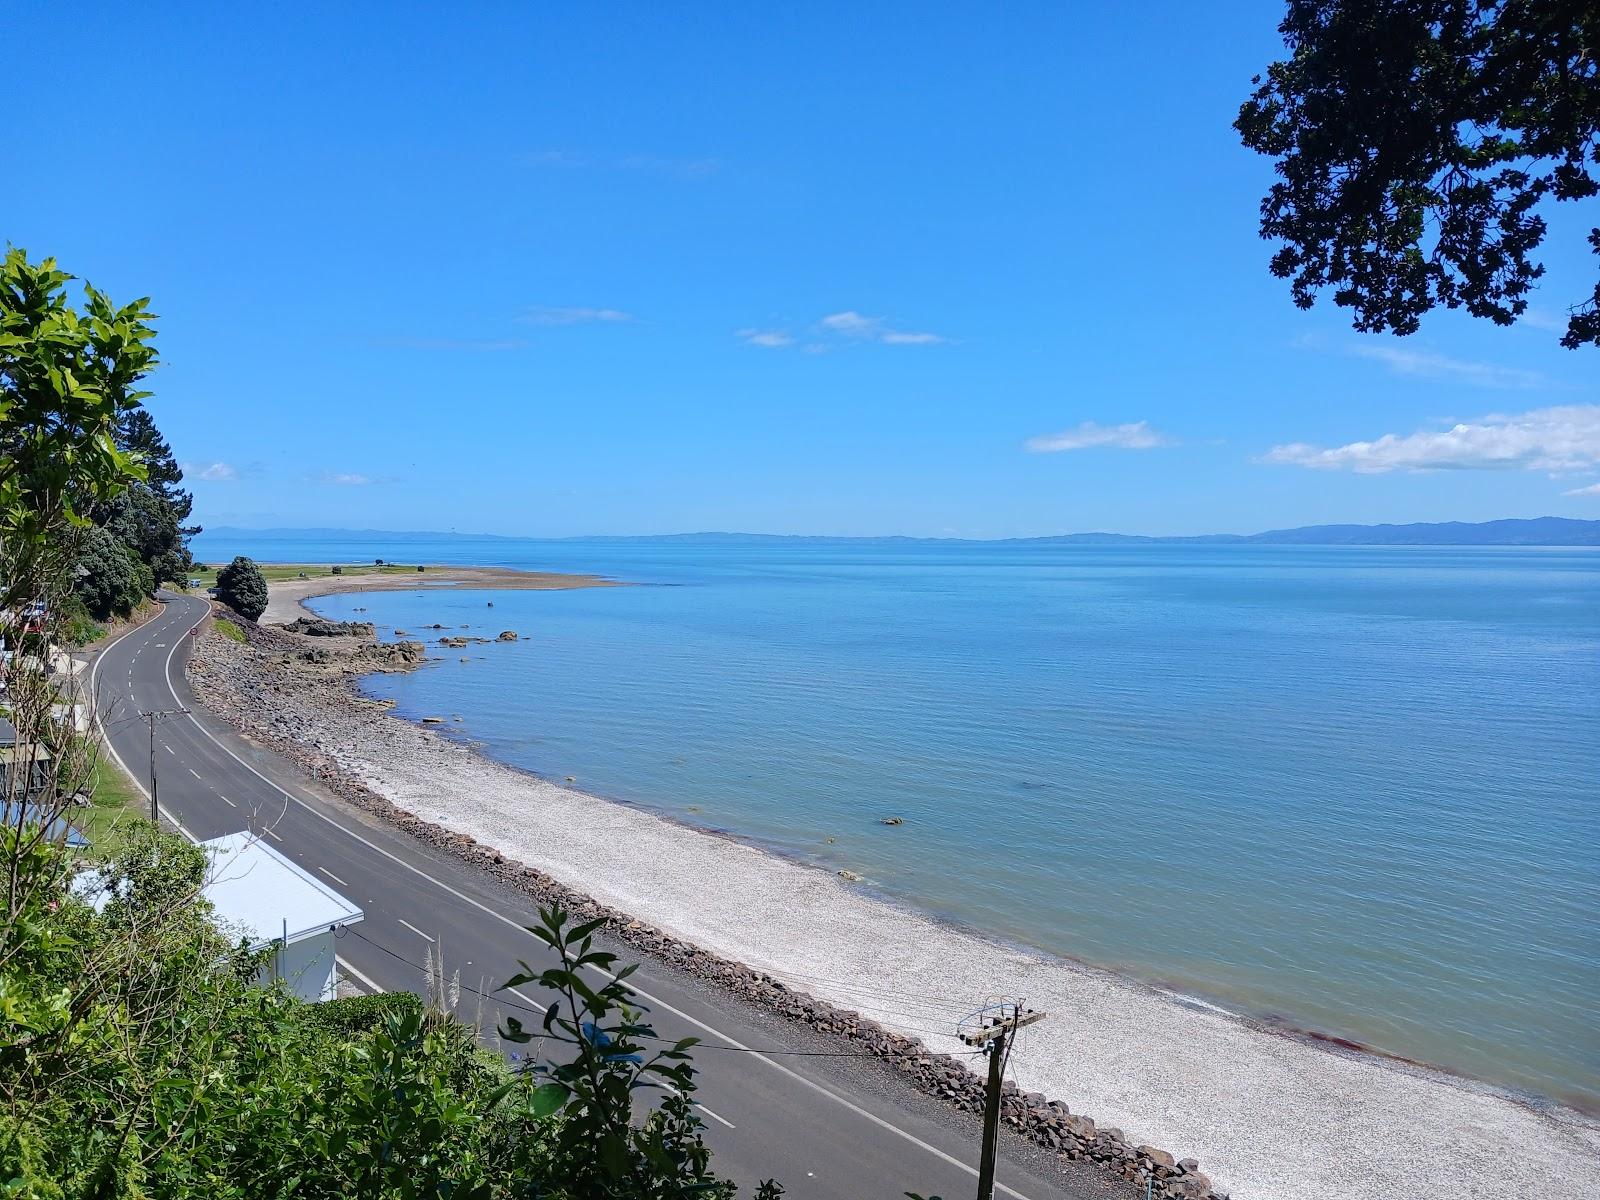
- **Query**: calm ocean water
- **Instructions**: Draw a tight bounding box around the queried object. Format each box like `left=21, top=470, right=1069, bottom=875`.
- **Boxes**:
left=194, top=535, right=1600, bottom=1107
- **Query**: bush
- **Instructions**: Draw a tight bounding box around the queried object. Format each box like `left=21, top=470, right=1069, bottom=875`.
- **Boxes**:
left=72, top=526, right=149, bottom=619
left=302, top=990, right=422, bottom=1037
left=216, top=555, right=268, bottom=621
left=56, top=593, right=103, bottom=646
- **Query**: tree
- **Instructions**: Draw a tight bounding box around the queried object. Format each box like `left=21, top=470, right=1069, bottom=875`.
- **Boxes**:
left=116, top=406, right=196, bottom=532
left=216, top=555, right=268, bottom=620
left=1236, top=0, right=1599, bottom=348
left=73, top=525, right=152, bottom=619
left=0, top=245, right=155, bottom=612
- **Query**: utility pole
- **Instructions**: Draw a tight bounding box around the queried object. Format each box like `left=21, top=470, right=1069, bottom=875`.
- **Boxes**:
left=140, top=708, right=189, bottom=823
left=958, top=1002, right=1045, bottom=1200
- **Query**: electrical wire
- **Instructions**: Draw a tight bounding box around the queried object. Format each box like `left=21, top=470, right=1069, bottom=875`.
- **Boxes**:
left=341, top=926, right=985, bottom=1060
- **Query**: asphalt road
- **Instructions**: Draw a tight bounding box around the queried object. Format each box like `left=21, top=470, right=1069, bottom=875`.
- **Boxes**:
left=94, top=592, right=1113, bottom=1200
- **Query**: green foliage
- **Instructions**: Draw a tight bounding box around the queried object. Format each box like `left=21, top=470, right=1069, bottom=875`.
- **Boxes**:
left=215, top=556, right=268, bottom=622
left=213, top=617, right=246, bottom=643
left=55, top=593, right=103, bottom=647
left=72, top=525, right=151, bottom=620
left=500, top=905, right=780, bottom=1199
left=301, top=990, right=423, bottom=1038
left=1, top=823, right=794, bottom=1198
left=1237, top=0, right=1599, bottom=347
left=0, top=246, right=154, bottom=612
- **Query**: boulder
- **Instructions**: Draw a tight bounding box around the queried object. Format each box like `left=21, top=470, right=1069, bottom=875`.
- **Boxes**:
left=280, top=617, right=376, bottom=638
left=496, top=630, right=518, bottom=642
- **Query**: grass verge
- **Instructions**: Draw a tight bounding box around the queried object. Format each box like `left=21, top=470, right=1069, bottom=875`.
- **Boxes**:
left=214, top=618, right=245, bottom=643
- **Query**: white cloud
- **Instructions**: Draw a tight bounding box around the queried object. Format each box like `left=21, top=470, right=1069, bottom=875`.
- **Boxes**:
left=519, top=307, right=634, bottom=326
left=1024, top=421, right=1175, bottom=453
left=1563, top=481, right=1600, bottom=497
left=1262, top=404, right=1600, bottom=474
left=185, top=461, right=237, bottom=481
left=320, top=472, right=374, bottom=486
left=736, top=328, right=795, bottom=349
left=1347, top=343, right=1547, bottom=389
left=817, top=311, right=947, bottom=345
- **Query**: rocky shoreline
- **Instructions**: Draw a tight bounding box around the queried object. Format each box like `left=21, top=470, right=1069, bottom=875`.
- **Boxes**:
left=186, top=604, right=1224, bottom=1200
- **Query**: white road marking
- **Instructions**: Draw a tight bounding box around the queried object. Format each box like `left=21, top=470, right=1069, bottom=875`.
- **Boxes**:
left=164, top=745, right=176, bottom=756
left=263, top=828, right=282, bottom=842
left=696, top=1101, right=736, bottom=1128
left=338, top=956, right=385, bottom=995
left=86, top=607, right=194, bottom=841
left=218, top=794, right=237, bottom=807
left=149, top=596, right=1034, bottom=1200
left=508, top=986, right=547, bottom=1013
left=317, top=866, right=348, bottom=886
left=397, top=918, right=435, bottom=942
left=188, top=768, right=200, bottom=779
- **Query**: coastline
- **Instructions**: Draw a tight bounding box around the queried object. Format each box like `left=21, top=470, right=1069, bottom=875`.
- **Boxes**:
left=260, top=564, right=623, bottom=625
left=186, top=579, right=1600, bottom=1200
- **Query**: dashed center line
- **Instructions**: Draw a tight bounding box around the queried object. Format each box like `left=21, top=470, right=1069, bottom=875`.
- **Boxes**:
left=188, top=768, right=200, bottom=779
left=262, top=828, right=282, bottom=842
left=163, top=745, right=176, bottom=756
left=317, top=866, right=348, bottom=886
left=397, top=918, right=435, bottom=942
left=218, top=794, right=237, bottom=807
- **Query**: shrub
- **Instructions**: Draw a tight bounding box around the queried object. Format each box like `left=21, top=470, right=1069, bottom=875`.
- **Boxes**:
left=302, top=990, right=423, bottom=1037
left=72, top=526, right=148, bottom=619
left=216, top=555, right=268, bottom=621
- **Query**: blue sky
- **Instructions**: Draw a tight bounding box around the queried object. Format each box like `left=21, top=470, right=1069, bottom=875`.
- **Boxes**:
left=8, top=3, right=1598, bottom=537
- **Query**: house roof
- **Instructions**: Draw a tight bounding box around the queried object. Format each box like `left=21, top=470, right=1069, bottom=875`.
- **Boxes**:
left=2, top=801, right=90, bottom=848
left=199, top=832, right=363, bottom=950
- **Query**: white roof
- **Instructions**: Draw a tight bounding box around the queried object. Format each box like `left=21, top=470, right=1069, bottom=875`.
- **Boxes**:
left=200, top=832, right=363, bottom=949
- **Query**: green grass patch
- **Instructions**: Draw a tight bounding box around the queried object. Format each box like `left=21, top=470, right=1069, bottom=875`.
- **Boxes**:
left=79, top=750, right=151, bottom=848
left=214, top=617, right=246, bottom=643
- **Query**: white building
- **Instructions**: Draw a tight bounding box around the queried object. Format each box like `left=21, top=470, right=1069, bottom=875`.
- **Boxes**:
left=200, top=832, right=364, bottom=1002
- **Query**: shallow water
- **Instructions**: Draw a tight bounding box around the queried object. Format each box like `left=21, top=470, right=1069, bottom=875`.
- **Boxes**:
left=196, top=535, right=1600, bottom=1107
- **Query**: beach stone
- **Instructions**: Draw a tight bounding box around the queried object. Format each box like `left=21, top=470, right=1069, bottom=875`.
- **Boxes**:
left=497, top=630, right=518, bottom=641
left=880, top=816, right=903, bottom=825
left=421, top=716, right=445, bottom=724
left=1142, top=1146, right=1177, bottom=1170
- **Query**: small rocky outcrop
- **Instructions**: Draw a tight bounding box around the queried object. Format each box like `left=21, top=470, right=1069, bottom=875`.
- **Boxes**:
left=496, top=630, right=518, bottom=642
left=279, top=617, right=377, bottom=638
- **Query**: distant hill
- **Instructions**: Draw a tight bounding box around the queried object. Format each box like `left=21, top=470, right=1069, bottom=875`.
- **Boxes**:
left=200, top=517, right=1600, bottom=547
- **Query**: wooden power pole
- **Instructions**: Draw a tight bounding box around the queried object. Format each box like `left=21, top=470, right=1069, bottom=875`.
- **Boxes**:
left=959, top=1003, right=1045, bottom=1200
left=139, top=708, right=189, bottom=822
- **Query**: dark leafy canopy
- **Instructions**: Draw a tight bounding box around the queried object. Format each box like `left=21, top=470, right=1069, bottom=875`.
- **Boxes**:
left=0, top=246, right=154, bottom=610
left=216, top=554, right=268, bottom=620
left=1236, top=0, right=1600, bottom=347
left=73, top=524, right=154, bottom=620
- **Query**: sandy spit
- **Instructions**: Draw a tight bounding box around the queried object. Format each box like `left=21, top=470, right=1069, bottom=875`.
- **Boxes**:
left=212, top=581, right=1600, bottom=1200
left=261, top=565, right=620, bottom=625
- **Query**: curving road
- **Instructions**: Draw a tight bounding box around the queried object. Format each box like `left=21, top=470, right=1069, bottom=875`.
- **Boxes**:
left=93, top=592, right=1110, bottom=1200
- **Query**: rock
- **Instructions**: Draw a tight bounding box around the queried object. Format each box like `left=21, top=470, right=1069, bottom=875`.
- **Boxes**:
left=881, top=816, right=904, bottom=825
left=279, top=617, right=376, bottom=637
left=837, top=869, right=862, bottom=881
left=564, top=775, right=576, bottom=783
left=421, top=716, right=445, bottom=724
left=1141, top=1147, right=1177, bottom=1170
left=496, top=630, right=518, bottom=641
left=1178, top=1158, right=1200, bottom=1174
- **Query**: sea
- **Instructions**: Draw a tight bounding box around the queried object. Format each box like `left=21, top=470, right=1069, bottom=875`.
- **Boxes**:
left=191, top=533, right=1600, bottom=1110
